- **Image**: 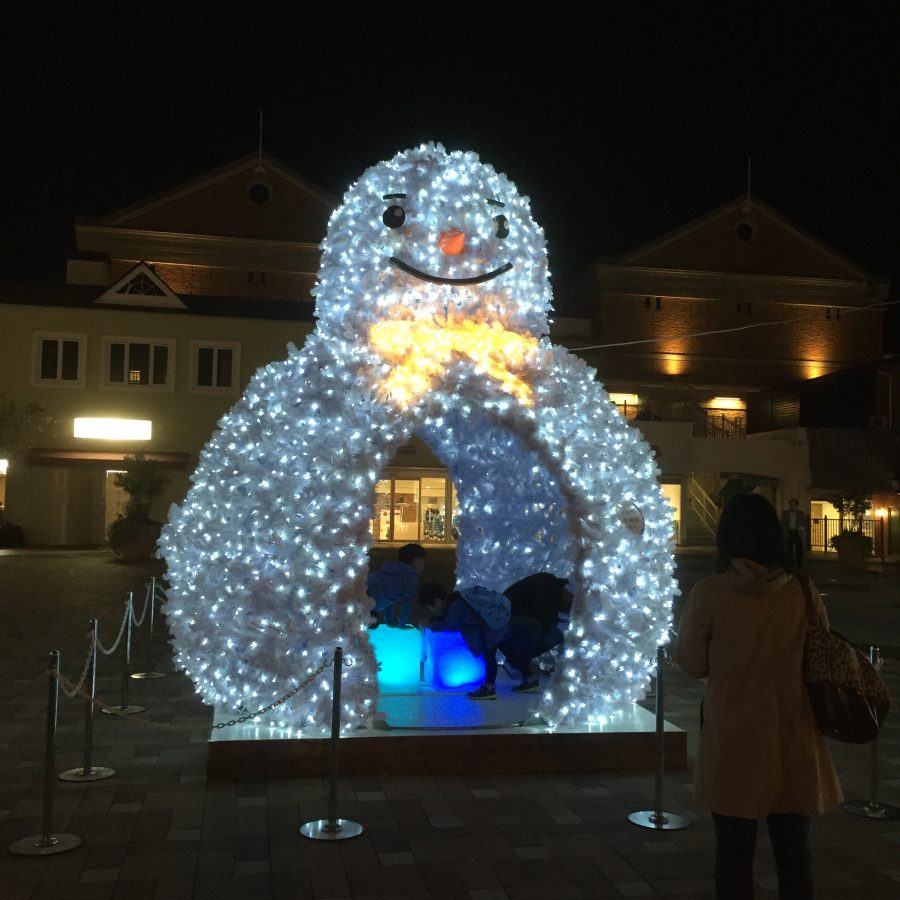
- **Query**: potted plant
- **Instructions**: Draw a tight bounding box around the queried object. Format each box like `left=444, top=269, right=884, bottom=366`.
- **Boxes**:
left=107, top=454, right=169, bottom=562
left=825, top=493, right=873, bottom=568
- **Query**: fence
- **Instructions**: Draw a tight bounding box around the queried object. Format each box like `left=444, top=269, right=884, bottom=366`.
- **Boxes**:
left=810, top=517, right=879, bottom=554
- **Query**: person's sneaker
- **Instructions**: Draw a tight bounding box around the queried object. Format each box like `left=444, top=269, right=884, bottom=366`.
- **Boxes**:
left=467, top=683, right=497, bottom=700
left=512, top=679, right=540, bottom=693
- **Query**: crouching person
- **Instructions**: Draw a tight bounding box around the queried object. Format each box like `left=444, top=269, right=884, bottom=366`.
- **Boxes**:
left=367, top=543, right=427, bottom=628
left=419, top=582, right=511, bottom=700
left=500, top=572, right=572, bottom=693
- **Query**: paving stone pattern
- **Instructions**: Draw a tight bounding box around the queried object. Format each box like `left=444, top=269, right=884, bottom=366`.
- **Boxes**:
left=0, top=549, right=898, bottom=898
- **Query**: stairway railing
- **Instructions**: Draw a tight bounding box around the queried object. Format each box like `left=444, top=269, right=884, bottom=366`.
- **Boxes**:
left=688, top=475, right=719, bottom=538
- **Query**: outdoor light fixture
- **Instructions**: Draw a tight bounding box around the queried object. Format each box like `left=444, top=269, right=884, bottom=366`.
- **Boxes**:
left=74, top=418, right=152, bottom=441
left=0, top=458, right=8, bottom=475
left=704, top=397, right=746, bottom=410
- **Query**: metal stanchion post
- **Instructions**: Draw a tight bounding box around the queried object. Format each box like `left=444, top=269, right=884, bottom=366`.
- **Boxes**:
left=102, top=593, right=145, bottom=716
left=300, top=647, right=363, bottom=841
left=60, top=620, right=116, bottom=782
left=628, top=645, right=690, bottom=831
left=9, top=651, right=82, bottom=855
left=844, top=647, right=899, bottom=820
left=132, top=577, right=166, bottom=680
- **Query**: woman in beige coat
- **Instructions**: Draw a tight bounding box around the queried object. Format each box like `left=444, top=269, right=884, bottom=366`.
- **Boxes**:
left=675, top=493, right=842, bottom=899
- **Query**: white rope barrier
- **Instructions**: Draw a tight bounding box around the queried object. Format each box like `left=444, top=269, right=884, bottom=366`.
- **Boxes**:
left=130, top=582, right=152, bottom=629
left=96, top=603, right=130, bottom=657
left=56, top=632, right=95, bottom=700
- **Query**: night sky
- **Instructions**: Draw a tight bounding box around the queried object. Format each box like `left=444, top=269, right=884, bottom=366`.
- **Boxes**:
left=5, top=5, right=900, bottom=329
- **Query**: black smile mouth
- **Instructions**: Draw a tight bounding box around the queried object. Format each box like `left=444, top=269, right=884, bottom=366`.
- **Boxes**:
left=389, top=257, right=513, bottom=286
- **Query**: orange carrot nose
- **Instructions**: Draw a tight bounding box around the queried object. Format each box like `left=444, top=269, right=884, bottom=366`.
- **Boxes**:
left=437, top=228, right=465, bottom=256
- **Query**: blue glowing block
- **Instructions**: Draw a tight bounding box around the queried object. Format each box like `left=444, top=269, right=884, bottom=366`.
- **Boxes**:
left=370, top=626, right=424, bottom=691
left=424, top=629, right=485, bottom=690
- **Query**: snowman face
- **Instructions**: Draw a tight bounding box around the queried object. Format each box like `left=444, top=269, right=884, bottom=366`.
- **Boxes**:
left=382, top=190, right=514, bottom=287
left=315, top=144, right=552, bottom=340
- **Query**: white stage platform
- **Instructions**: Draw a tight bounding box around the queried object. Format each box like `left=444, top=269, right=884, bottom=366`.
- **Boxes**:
left=206, top=674, right=686, bottom=780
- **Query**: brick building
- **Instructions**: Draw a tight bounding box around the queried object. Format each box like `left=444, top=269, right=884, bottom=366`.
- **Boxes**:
left=0, top=164, right=893, bottom=551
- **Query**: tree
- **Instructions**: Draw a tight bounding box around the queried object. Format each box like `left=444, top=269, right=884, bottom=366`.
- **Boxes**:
left=0, top=397, right=57, bottom=461
left=821, top=491, right=872, bottom=532
left=107, top=454, right=169, bottom=559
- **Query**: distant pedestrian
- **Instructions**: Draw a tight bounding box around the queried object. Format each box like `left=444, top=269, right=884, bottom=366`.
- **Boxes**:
left=781, top=498, right=808, bottom=569
left=675, top=492, right=841, bottom=900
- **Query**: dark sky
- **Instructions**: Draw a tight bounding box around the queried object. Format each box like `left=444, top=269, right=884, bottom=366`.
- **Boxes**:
left=5, top=4, right=900, bottom=323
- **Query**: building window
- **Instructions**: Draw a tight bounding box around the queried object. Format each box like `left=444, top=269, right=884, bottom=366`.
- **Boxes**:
left=370, top=474, right=459, bottom=544
left=191, top=342, right=240, bottom=392
left=104, top=337, right=174, bottom=389
left=33, top=333, right=86, bottom=387
left=735, top=221, right=755, bottom=242
left=609, top=393, right=641, bottom=421
left=248, top=182, right=272, bottom=204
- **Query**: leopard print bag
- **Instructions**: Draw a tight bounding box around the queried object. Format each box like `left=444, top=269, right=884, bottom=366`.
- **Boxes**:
left=799, top=574, right=890, bottom=743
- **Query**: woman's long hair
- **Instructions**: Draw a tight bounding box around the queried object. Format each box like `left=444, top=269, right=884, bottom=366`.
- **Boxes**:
left=715, top=492, right=793, bottom=573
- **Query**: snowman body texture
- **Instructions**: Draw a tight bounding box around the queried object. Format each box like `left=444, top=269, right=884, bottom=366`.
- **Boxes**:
left=160, top=144, right=676, bottom=732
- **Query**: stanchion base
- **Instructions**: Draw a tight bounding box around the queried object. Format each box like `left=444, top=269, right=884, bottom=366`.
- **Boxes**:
left=58, top=766, right=116, bottom=782
left=9, top=833, right=82, bottom=856
left=100, top=705, right=146, bottom=716
left=843, top=801, right=900, bottom=820
left=299, top=818, right=364, bottom=841
left=628, top=810, right=691, bottom=831
left=130, top=671, right=166, bottom=680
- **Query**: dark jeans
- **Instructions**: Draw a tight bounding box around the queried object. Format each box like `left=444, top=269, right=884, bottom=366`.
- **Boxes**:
left=712, top=812, right=813, bottom=899
left=484, top=646, right=498, bottom=685
left=786, top=530, right=805, bottom=568
left=498, top=615, right=564, bottom=680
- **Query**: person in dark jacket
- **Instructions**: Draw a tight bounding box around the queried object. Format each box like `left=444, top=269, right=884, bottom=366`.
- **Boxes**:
left=499, top=572, right=572, bottom=692
left=367, top=543, right=427, bottom=627
left=419, top=582, right=511, bottom=700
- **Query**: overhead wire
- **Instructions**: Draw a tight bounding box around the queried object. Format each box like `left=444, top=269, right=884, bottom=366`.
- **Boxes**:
left=568, top=298, right=900, bottom=352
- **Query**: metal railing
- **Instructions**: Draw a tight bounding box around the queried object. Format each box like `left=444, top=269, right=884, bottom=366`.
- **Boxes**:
left=810, top=518, right=877, bottom=554
left=688, top=475, right=719, bottom=538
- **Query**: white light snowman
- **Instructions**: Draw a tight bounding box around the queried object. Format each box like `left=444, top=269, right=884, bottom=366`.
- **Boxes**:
left=160, top=143, right=676, bottom=733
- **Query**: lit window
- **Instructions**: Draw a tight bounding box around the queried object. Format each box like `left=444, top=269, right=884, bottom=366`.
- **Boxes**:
left=33, top=333, right=86, bottom=387
left=104, top=338, right=174, bottom=389
left=192, top=342, right=240, bottom=392
left=609, top=393, right=641, bottom=421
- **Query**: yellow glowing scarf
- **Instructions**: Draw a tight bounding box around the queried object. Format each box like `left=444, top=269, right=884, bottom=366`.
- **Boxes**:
left=369, top=316, right=538, bottom=406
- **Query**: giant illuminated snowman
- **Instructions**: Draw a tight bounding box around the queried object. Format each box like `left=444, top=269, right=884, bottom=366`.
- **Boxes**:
left=160, top=143, right=676, bottom=733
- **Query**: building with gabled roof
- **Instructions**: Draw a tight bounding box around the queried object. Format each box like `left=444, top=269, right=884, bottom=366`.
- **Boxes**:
left=557, top=193, right=893, bottom=552
left=0, top=161, right=894, bottom=555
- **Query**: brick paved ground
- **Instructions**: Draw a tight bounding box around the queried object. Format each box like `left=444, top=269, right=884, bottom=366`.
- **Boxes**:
left=0, top=548, right=898, bottom=898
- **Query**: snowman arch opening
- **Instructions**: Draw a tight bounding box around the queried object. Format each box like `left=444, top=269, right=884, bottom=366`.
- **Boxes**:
left=160, top=143, right=677, bottom=733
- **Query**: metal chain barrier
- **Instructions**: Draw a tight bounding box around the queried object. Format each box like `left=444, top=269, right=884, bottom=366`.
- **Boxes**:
left=96, top=602, right=131, bottom=657
left=51, top=653, right=336, bottom=734
left=212, top=656, right=334, bottom=729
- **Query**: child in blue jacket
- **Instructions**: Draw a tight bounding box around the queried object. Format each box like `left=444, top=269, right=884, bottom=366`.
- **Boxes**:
left=419, top=582, right=511, bottom=699
left=367, top=543, right=427, bottom=627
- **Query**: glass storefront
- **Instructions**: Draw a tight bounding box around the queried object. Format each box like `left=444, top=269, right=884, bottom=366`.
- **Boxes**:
left=370, top=472, right=460, bottom=544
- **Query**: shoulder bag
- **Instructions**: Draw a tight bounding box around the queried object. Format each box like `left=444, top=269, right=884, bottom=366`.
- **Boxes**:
left=798, top=574, right=890, bottom=743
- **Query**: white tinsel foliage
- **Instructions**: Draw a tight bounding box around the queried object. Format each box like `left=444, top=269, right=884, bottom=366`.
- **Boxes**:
left=160, top=142, right=676, bottom=732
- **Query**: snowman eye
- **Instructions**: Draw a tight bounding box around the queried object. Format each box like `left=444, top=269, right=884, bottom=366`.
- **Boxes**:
left=493, top=214, right=509, bottom=239
left=382, top=205, right=406, bottom=229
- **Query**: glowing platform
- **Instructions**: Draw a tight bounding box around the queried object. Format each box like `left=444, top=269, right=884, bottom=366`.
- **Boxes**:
left=206, top=677, right=687, bottom=781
